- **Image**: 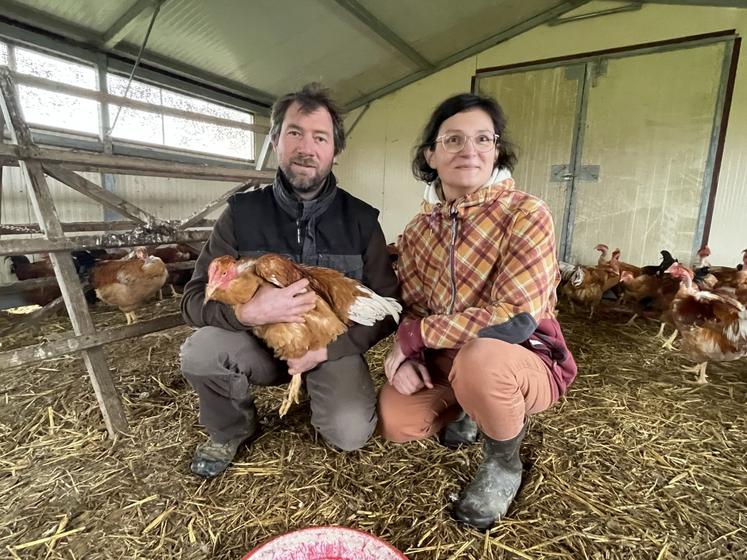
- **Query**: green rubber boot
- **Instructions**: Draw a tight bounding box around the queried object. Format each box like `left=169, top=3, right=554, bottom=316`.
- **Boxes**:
left=452, top=422, right=527, bottom=530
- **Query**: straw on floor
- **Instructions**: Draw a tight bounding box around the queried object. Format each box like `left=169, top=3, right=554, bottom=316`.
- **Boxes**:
left=0, top=298, right=745, bottom=559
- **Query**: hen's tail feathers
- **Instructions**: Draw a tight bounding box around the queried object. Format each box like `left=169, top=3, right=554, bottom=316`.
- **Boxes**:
left=348, top=286, right=402, bottom=326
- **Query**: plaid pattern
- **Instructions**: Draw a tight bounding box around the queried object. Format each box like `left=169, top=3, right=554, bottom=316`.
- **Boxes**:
left=398, top=177, right=560, bottom=351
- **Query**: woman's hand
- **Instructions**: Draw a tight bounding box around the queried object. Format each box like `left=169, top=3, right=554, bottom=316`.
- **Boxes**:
left=384, top=339, right=408, bottom=382
left=390, top=360, right=433, bottom=396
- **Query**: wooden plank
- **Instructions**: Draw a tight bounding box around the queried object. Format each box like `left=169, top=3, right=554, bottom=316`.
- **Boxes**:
left=0, top=313, right=184, bottom=369
left=0, top=219, right=214, bottom=235
left=0, top=109, right=4, bottom=227
left=0, top=143, right=277, bottom=182
left=0, top=230, right=210, bottom=256
left=12, top=72, right=270, bottom=134
left=0, top=261, right=194, bottom=297
left=43, top=164, right=162, bottom=226
left=178, top=181, right=257, bottom=229
left=0, top=256, right=200, bottom=298
left=0, top=276, right=59, bottom=296
left=255, top=135, right=273, bottom=171
left=0, top=67, right=128, bottom=436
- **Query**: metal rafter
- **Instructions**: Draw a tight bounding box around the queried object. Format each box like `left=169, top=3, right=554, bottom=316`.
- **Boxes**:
left=343, top=0, right=591, bottom=111
left=548, top=2, right=643, bottom=25
left=643, top=0, right=747, bottom=6
left=331, top=0, right=432, bottom=69
left=102, top=0, right=164, bottom=48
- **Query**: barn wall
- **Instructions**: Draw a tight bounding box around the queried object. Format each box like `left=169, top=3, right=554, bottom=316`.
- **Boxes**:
left=337, top=1, right=747, bottom=267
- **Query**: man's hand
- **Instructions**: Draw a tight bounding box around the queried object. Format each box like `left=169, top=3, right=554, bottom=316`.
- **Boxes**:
left=391, top=360, right=433, bottom=396
left=287, top=347, right=328, bottom=376
left=235, top=278, right=316, bottom=326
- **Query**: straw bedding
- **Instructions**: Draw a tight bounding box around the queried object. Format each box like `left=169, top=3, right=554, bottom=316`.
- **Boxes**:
left=0, top=299, right=745, bottom=559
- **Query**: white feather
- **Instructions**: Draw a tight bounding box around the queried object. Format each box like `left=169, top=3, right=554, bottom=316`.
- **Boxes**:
left=559, top=261, right=584, bottom=288
left=725, top=306, right=747, bottom=344
left=347, top=285, right=402, bottom=326
left=236, top=259, right=256, bottom=274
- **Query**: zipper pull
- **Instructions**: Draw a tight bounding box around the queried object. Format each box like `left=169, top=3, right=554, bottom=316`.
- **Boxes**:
left=450, top=210, right=458, bottom=244
left=296, top=219, right=302, bottom=245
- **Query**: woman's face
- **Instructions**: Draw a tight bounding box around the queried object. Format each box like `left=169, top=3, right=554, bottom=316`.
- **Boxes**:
left=425, top=108, right=498, bottom=201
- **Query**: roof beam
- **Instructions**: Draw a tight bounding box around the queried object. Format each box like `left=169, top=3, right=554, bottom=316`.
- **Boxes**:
left=643, top=0, right=747, bottom=6
left=331, top=0, right=433, bottom=70
left=102, top=0, right=164, bottom=48
left=343, top=1, right=590, bottom=111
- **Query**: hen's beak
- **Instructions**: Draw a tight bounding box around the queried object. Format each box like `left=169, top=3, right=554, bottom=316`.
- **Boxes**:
left=204, top=284, right=217, bottom=302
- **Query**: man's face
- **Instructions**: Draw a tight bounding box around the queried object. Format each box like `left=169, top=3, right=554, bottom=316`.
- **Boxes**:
left=273, top=101, right=336, bottom=195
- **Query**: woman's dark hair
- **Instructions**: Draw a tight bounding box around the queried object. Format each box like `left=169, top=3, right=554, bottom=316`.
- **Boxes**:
left=412, top=93, right=517, bottom=183
left=270, top=82, right=346, bottom=156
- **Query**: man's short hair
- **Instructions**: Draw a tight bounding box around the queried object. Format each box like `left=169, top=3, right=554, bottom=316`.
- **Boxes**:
left=270, top=83, right=346, bottom=156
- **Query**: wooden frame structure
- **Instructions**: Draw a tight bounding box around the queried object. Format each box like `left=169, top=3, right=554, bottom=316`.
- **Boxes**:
left=0, top=67, right=275, bottom=437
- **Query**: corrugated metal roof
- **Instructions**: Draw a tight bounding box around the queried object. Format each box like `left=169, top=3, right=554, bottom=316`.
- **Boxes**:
left=0, top=0, right=580, bottom=110
left=12, top=0, right=137, bottom=33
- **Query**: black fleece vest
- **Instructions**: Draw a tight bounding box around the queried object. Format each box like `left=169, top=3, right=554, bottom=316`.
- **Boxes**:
left=227, top=185, right=379, bottom=281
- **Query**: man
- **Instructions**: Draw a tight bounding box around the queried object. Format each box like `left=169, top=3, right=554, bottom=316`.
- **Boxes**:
left=180, top=83, right=398, bottom=478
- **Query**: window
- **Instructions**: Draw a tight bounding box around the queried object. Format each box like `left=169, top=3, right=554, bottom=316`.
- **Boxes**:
left=15, top=47, right=96, bottom=89
left=107, top=74, right=254, bottom=160
left=14, top=47, right=100, bottom=135
left=1, top=42, right=255, bottom=161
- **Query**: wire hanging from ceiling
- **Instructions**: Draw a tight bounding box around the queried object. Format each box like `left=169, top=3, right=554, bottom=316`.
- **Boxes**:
left=107, top=1, right=163, bottom=137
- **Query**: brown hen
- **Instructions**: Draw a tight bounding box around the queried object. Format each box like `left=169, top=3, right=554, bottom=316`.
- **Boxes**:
left=91, top=247, right=168, bottom=324
left=205, top=253, right=401, bottom=416
left=666, top=262, right=747, bottom=384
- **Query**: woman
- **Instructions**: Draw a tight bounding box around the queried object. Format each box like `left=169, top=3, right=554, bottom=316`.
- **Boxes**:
left=379, top=93, right=577, bottom=530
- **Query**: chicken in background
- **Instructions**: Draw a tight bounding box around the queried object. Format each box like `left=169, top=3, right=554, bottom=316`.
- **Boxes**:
left=665, top=262, right=747, bottom=384
left=204, top=253, right=401, bottom=416
left=149, top=244, right=198, bottom=297
left=595, top=243, right=611, bottom=266
left=91, top=247, right=168, bottom=324
left=693, top=245, right=719, bottom=290
left=704, top=248, right=747, bottom=287
left=4, top=251, right=102, bottom=307
left=610, top=249, right=641, bottom=277
left=559, top=258, right=621, bottom=319
left=7, top=255, right=56, bottom=306
left=0, top=257, right=18, bottom=286
left=619, top=269, right=681, bottom=346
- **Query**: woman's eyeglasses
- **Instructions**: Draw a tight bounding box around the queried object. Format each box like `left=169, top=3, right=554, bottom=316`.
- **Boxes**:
left=435, top=133, right=499, bottom=153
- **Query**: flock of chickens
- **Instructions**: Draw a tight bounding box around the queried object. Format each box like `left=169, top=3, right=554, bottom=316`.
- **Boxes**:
left=5, top=236, right=745, bottom=389
left=559, top=244, right=747, bottom=383
left=1, top=244, right=197, bottom=323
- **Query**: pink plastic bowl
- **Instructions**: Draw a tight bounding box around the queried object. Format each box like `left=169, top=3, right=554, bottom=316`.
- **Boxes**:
left=242, top=526, right=408, bottom=560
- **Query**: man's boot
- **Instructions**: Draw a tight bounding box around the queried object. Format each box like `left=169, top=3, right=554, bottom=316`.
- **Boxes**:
left=440, top=411, right=478, bottom=449
left=452, top=422, right=528, bottom=530
left=190, top=404, right=260, bottom=478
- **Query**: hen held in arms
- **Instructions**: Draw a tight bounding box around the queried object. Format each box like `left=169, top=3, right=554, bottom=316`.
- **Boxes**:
left=204, top=253, right=401, bottom=416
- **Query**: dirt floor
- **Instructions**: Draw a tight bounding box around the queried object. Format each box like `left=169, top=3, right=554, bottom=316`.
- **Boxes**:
left=0, top=298, right=745, bottom=559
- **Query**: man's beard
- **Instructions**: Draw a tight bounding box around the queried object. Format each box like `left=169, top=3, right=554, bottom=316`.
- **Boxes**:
left=282, top=157, right=332, bottom=194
